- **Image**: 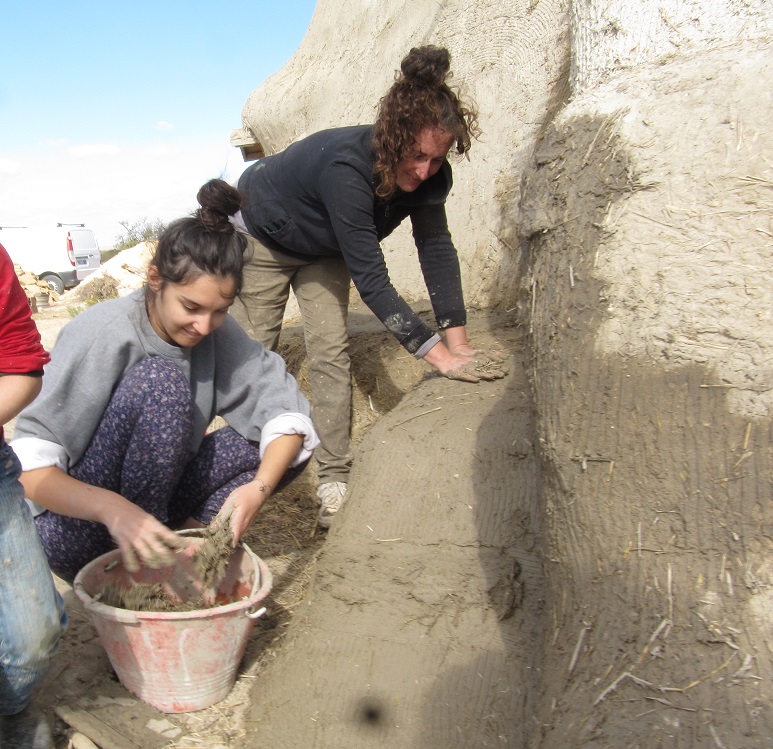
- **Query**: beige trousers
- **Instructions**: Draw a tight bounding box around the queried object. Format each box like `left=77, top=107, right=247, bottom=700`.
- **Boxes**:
left=239, top=235, right=352, bottom=484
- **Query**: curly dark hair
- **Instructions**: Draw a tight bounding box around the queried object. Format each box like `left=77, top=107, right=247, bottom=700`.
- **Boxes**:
left=372, top=45, right=480, bottom=200
left=146, top=179, right=248, bottom=301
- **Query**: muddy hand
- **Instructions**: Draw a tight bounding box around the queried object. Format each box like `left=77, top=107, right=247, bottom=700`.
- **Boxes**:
left=475, top=350, right=510, bottom=377
left=213, top=480, right=269, bottom=546
left=106, top=500, right=189, bottom=572
left=472, top=348, right=507, bottom=364
left=118, top=536, right=181, bottom=573
left=133, top=532, right=188, bottom=571
left=211, top=507, right=239, bottom=548
left=444, top=359, right=506, bottom=383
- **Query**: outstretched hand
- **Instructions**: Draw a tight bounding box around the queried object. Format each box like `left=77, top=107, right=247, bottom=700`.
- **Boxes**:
left=441, top=342, right=509, bottom=382
left=423, top=334, right=509, bottom=384
left=442, top=357, right=508, bottom=383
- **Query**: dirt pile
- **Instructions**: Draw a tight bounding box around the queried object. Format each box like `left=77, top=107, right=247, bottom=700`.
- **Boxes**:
left=64, top=242, right=153, bottom=303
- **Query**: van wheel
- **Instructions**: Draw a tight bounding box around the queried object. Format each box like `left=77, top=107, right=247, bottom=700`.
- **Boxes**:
left=40, top=274, right=65, bottom=295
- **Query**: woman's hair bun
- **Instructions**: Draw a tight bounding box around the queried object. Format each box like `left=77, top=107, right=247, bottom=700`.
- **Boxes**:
left=196, top=178, right=242, bottom=233
left=400, top=45, right=451, bottom=88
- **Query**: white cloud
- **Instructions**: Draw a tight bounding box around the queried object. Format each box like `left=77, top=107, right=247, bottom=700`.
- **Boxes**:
left=155, top=121, right=174, bottom=131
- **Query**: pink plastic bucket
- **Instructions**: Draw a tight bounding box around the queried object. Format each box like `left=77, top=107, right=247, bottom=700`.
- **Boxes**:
left=73, top=531, right=272, bottom=713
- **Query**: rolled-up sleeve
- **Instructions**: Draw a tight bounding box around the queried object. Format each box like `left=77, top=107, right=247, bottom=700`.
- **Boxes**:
left=259, top=413, right=319, bottom=466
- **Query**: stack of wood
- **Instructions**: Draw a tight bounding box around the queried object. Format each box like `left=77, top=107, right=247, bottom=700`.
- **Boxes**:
left=14, top=263, right=57, bottom=312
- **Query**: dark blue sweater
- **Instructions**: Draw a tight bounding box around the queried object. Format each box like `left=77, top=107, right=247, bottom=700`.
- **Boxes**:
left=237, top=125, right=467, bottom=354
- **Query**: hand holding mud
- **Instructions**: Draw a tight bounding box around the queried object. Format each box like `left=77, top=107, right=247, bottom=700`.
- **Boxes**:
left=442, top=357, right=508, bottom=383
left=104, top=499, right=187, bottom=573
left=423, top=328, right=508, bottom=382
left=213, top=432, right=305, bottom=545
left=213, top=480, right=272, bottom=546
left=438, top=341, right=509, bottom=382
left=469, top=348, right=507, bottom=364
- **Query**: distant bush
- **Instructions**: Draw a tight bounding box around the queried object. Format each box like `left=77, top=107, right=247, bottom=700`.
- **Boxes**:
left=100, top=248, right=121, bottom=263
left=113, top=217, right=166, bottom=252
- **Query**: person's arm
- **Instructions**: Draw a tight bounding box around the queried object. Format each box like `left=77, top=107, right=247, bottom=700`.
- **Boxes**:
left=0, top=243, right=50, bottom=423
left=320, top=164, right=440, bottom=352
left=409, top=203, right=506, bottom=380
left=20, top=466, right=185, bottom=571
left=0, top=374, right=42, bottom=426
left=319, top=164, right=505, bottom=380
left=205, top=322, right=319, bottom=542
left=214, top=433, right=305, bottom=544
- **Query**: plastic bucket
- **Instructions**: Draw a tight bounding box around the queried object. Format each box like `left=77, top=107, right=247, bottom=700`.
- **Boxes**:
left=73, top=530, right=273, bottom=713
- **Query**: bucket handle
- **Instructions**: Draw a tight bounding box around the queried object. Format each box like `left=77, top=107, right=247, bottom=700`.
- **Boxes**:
left=246, top=606, right=267, bottom=620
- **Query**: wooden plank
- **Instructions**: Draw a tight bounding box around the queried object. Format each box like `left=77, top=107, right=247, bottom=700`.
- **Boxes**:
left=55, top=705, right=142, bottom=749
left=55, top=689, right=182, bottom=749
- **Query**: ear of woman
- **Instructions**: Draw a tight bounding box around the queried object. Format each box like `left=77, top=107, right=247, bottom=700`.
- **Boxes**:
left=146, top=265, right=163, bottom=293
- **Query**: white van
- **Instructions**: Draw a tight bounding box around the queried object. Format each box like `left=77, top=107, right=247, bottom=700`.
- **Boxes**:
left=0, top=224, right=101, bottom=294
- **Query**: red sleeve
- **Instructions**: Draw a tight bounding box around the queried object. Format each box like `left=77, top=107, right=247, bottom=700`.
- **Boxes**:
left=0, top=243, right=50, bottom=374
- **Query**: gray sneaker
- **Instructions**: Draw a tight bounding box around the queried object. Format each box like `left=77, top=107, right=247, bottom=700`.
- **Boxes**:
left=316, top=482, right=347, bottom=528
left=1, top=705, right=54, bottom=749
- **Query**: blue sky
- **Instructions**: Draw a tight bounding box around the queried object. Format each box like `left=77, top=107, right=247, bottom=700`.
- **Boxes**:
left=0, top=0, right=317, bottom=247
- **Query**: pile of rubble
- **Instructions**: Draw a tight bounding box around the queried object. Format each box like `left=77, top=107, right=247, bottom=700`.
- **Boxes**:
left=14, top=264, right=58, bottom=312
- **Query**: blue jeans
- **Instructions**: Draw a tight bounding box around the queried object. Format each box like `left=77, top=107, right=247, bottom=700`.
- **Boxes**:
left=0, top=440, right=68, bottom=716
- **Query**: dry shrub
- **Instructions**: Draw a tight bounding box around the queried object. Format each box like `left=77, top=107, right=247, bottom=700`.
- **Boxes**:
left=74, top=273, right=120, bottom=306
